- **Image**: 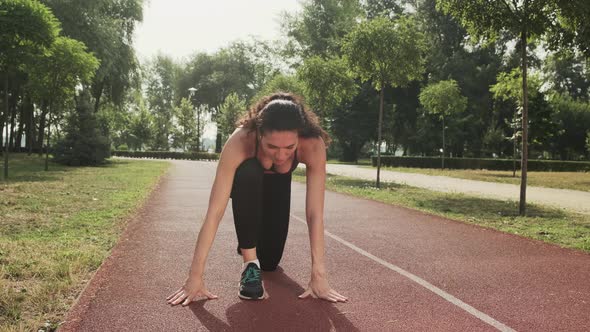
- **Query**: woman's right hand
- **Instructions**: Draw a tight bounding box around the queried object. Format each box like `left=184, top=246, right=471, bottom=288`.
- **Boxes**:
left=166, top=276, right=218, bottom=306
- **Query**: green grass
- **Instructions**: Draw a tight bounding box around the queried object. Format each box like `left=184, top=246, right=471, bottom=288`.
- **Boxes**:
left=0, top=154, right=170, bottom=332
left=293, top=169, right=590, bottom=253
left=352, top=165, right=590, bottom=192
left=327, top=158, right=372, bottom=166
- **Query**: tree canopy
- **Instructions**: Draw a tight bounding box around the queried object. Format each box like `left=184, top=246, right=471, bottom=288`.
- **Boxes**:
left=343, top=14, right=426, bottom=187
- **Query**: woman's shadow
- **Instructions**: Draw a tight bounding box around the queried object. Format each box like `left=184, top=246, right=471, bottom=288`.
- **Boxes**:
left=189, top=267, right=359, bottom=331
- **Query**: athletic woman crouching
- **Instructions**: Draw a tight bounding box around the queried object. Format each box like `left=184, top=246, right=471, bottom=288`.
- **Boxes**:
left=167, top=92, right=348, bottom=304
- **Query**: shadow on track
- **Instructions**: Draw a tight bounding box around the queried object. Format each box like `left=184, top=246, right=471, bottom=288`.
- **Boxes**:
left=189, top=267, right=359, bottom=331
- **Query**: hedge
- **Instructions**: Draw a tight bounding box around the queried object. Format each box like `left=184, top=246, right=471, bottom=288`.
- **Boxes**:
left=371, top=156, right=590, bottom=172
left=112, top=150, right=219, bottom=161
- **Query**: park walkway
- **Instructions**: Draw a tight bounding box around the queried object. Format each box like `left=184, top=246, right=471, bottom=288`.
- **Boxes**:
left=60, top=160, right=590, bottom=331
left=322, top=164, right=590, bottom=215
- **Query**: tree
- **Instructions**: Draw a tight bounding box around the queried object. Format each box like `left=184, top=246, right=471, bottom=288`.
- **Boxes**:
left=297, top=55, right=358, bottom=128
left=437, top=0, right=590, bottom=215
left=209, top=44, right=258, bottom=152
left=28, top=36, right=99, bottom=171
left=218, top=93, right=247, bottom=143
left=343, top=15, right=426, bottom=187
left=226, top=38, right=284, bottom=96
left=416, top=0, right=504, bottom=158
left=364, top=0, right=404, bottom=19
left=330, top=81, right=379, bottom=162
left=41, top=0, right=144, bottom=112
left=99, top=90, right=133, bottom=150
left=544, top=51, right=590, bottom=101
left=419, top=79, right=467, bottom=169
left=548, top=93, right=590, bottom=160
left=178, top=45, right=259, bottom=153
left=491, top=68, right=545, bottom=174
left=251, top=74, right=306, bottom=105
left=53, top=91, right=110, bottom=166
left=129, top=104, right=153, bottom=151
left=282, top=0, right=362, bottom=58
left=1, top=0, right=60, bottom=180
left=144, top=54, right=179, bottom=151
left=482, top=124, right=507, bottom=158
left=173, top=98, right=197, bottom=151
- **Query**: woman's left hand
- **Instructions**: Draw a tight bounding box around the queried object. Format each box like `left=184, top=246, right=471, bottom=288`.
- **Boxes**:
left=298, top=275, right=348, bottom=303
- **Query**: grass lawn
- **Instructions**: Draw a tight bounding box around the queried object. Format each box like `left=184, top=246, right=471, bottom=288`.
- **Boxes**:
left=293, top=169, right=590, bottom=254
left=351, top=165, right=590, bottom=192
left=0, top=154, right=170, bottom=332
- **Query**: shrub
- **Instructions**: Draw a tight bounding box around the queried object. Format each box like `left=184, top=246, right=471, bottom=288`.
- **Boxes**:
left=53, top=93, right=111, bottom=166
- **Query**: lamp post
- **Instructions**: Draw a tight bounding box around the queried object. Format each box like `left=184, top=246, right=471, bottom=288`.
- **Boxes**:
left=188, top=87, right=200, bottom=152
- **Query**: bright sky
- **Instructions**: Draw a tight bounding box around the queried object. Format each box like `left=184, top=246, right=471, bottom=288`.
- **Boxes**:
left=133, top=0, right=301, bottom=61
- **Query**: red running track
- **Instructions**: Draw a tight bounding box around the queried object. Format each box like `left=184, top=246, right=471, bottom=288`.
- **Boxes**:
left=59, top=160, right=590, bottom=331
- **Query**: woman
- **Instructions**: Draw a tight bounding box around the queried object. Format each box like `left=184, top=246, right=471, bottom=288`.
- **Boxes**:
left=166, top=92, right=348, bottom=304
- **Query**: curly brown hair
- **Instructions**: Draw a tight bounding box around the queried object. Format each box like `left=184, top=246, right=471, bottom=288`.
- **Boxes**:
left=237, top=92, right=331, bottom=146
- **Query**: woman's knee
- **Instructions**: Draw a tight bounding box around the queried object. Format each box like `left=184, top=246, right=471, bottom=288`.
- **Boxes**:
left=258, top=256, right=279, bottom=271
left=260, top=264, right=278, bottom=272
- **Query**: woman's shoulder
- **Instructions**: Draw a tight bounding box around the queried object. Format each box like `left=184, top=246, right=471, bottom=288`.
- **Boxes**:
left=230, top=126, right=252, bottom=139
left=231, top=127, right=256, bottom=147
left=297, top=135, right=326, bottom=165
left=298, top=135, right=326, bottom=149
left=222, top=127, right=255, bottom=159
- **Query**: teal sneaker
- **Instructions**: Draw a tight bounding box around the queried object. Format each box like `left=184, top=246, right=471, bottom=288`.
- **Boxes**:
left=239, top=262, right=264, bottom=300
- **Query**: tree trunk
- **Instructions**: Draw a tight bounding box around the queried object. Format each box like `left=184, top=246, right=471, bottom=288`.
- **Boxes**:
left=4, top=73, right=9, bottom=180
left=215, top=129, right=222, bottom=153
left=512, top=125, right=517, bottom=177
left=93, top=80, right=104, bottom=113
left=9, top=98, right=16, bottom=151
left=442, top=116, right=446, bottom=170
left=45, top=114, right=51, bottom=171
left=197, top=107, right=201, bottom=152
left=15, top=95, right=26, bottom=151
left=214, top=106, right=221, bottom=153
left=27, top=100, right=35, bottom=155
left=340, top=140, right=359, bottom=162
left=376, top=86, right=384, bottom=188
left=519, top=6, right=529, bottom=216
left=37, top=105, right=48, bottom=156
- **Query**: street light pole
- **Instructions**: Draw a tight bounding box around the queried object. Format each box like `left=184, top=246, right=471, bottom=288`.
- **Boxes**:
left=188, top=87, right=200, bottom=152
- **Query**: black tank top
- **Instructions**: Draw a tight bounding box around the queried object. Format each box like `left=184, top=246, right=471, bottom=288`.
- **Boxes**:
left=255, top=135, right=299, bottom=174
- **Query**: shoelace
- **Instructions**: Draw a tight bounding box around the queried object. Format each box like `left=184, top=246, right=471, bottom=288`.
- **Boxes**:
left=241, top=265, right=261, bottom=283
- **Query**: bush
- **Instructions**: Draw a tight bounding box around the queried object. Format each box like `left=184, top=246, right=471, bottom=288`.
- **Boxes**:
left=372, top=156, right=590, bottom=172
left=53, top=93, right=111, bottom=166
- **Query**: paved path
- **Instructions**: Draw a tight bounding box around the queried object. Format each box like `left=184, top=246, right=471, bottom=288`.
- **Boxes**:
left=60, top=160, right=590, bottom=331
left=322, top=164, right=590, bottom=215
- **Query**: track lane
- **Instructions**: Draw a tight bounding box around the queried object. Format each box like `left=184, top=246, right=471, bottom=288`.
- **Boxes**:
left=289, top=183, right=590, bottom=331
left=59, top=161, right=590, bottom=332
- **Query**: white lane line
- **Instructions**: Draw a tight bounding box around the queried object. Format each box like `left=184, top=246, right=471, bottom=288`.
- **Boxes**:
left=290, top=213, right=516, bottom=332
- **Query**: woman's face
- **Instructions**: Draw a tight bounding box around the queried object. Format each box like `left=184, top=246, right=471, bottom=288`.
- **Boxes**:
left=260, top=130, right=299, bottom=165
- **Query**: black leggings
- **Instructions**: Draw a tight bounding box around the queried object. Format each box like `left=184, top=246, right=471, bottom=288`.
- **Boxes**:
left=230, top=158, right=292, bottom=271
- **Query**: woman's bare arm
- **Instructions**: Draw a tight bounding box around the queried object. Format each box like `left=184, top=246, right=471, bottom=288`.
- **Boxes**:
left=167, top=129, right=246, bottom=305
left=187, top=130, right=246, bottom=277
left=302, top=137, right=328, bottom=276
left=298, top=137, right=347, bottom=303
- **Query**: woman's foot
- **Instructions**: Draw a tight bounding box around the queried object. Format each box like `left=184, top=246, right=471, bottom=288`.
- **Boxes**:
left=238, top=262, right=264, bottom=300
